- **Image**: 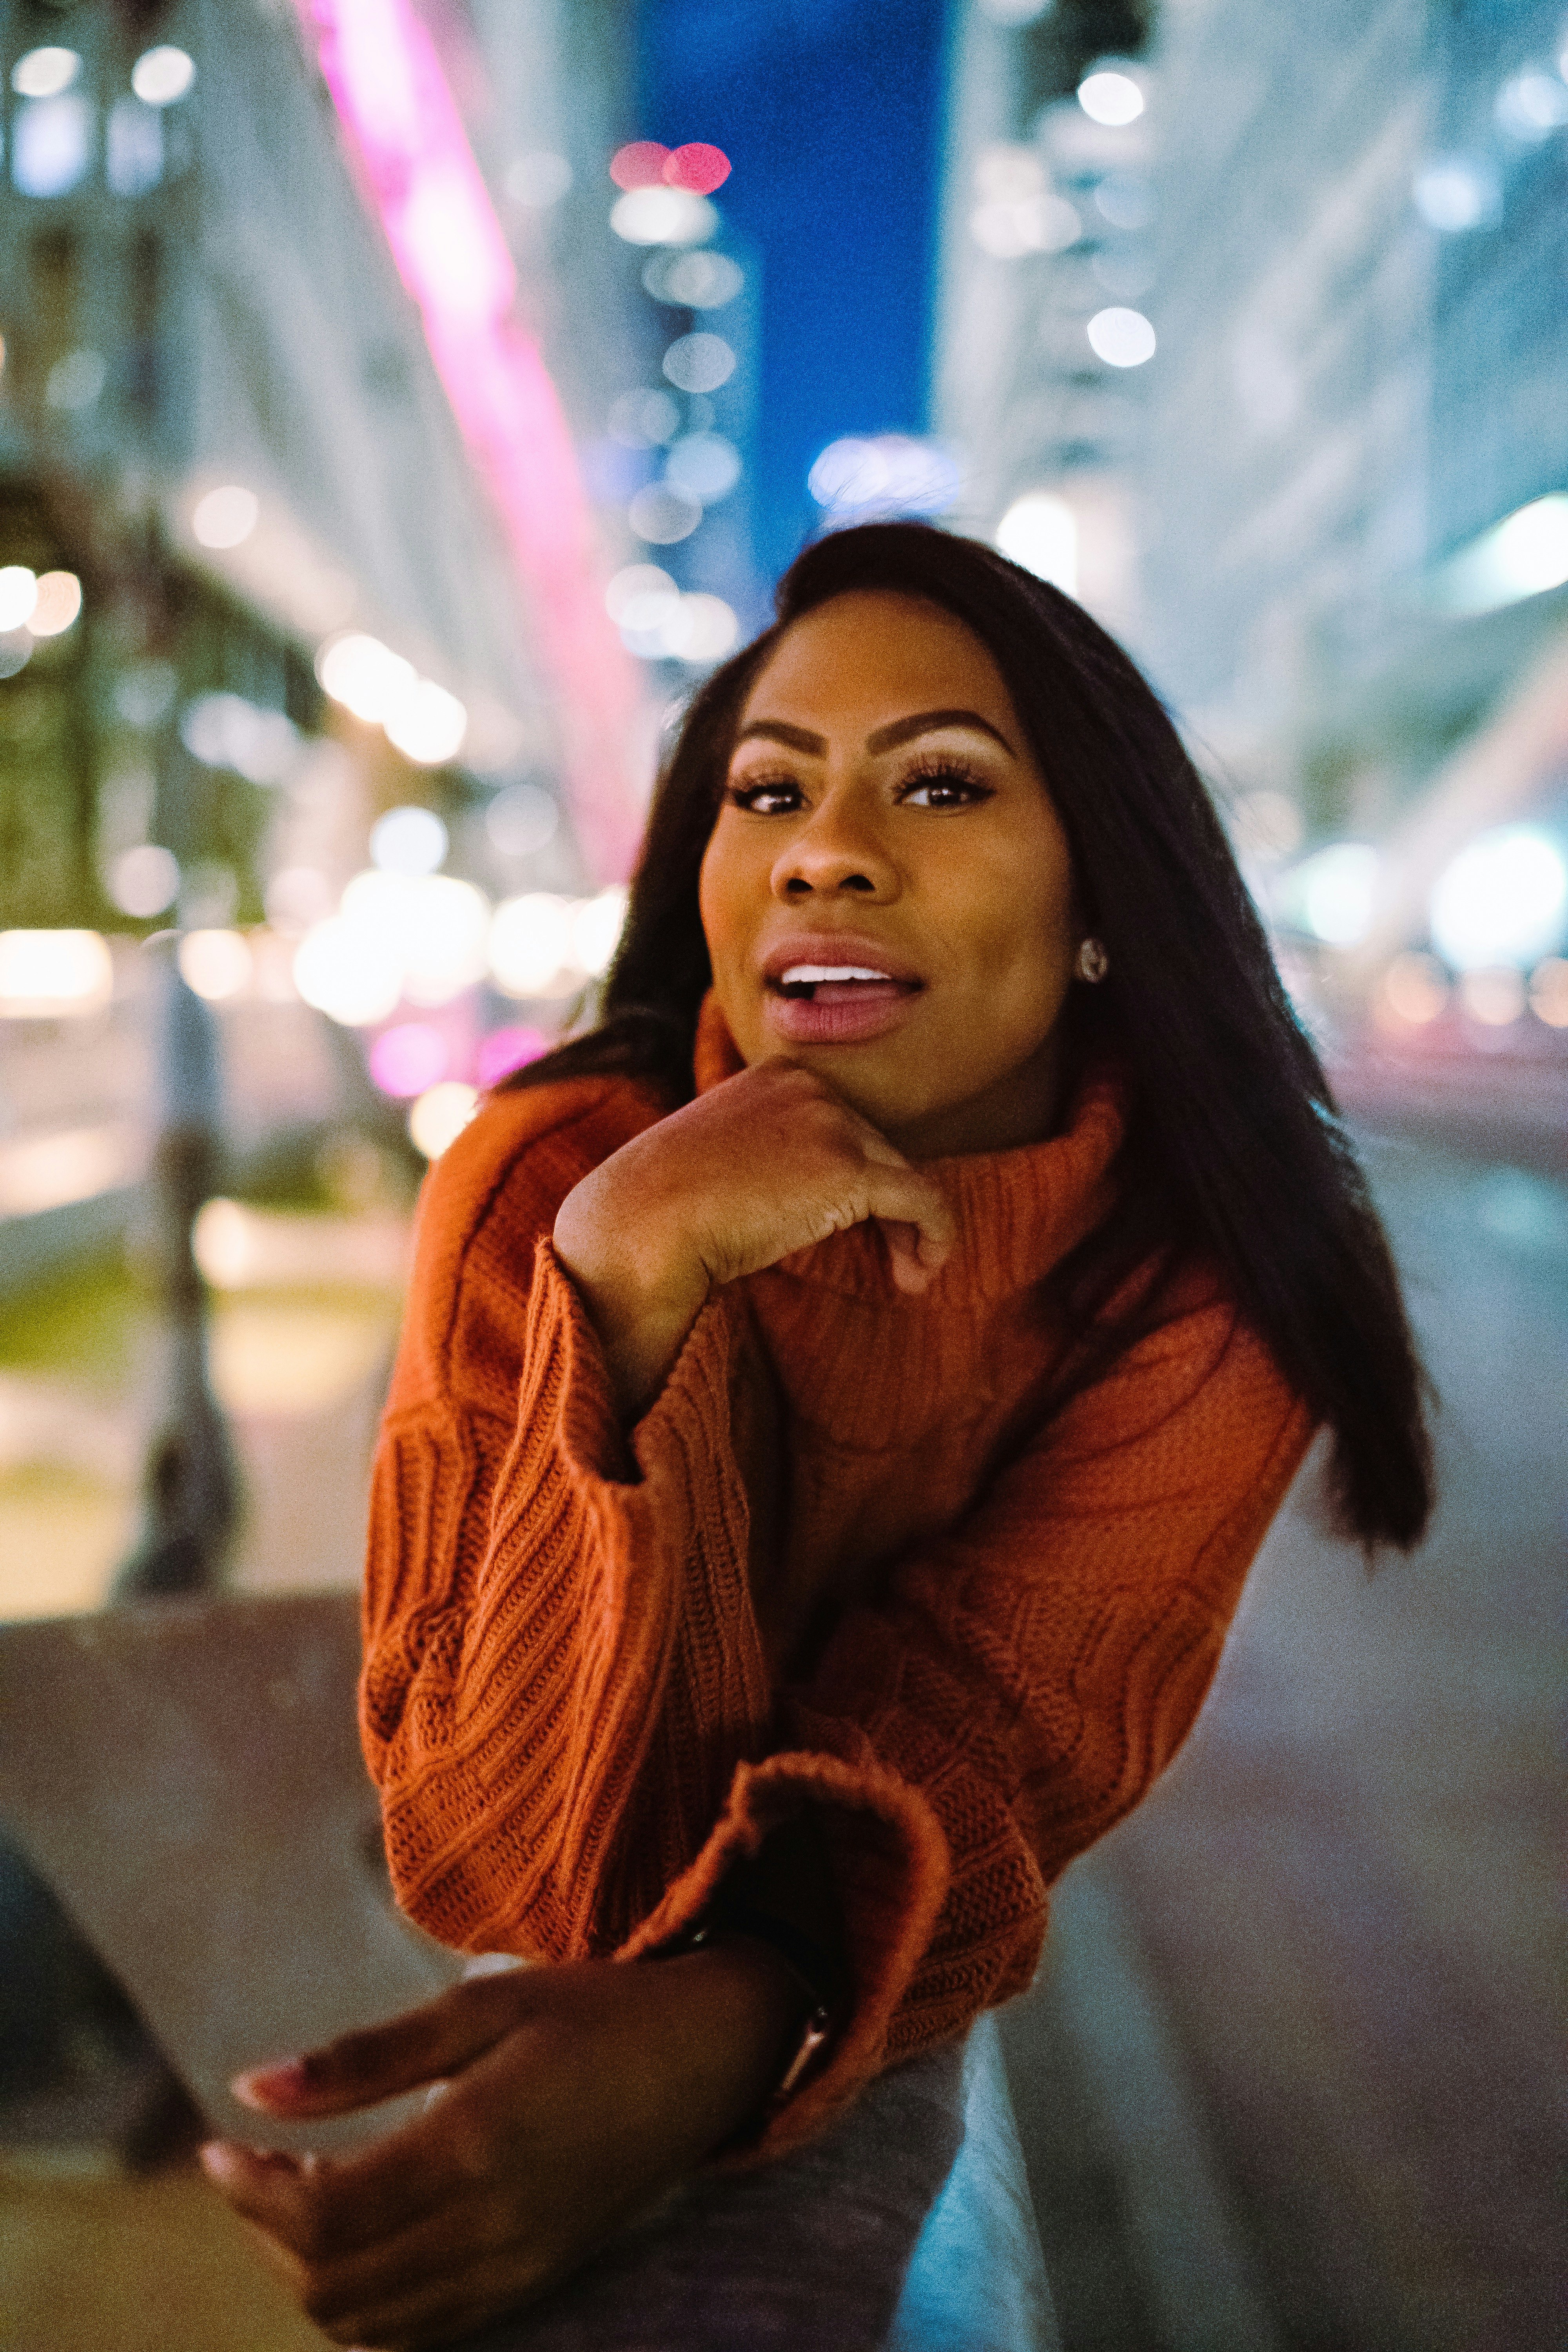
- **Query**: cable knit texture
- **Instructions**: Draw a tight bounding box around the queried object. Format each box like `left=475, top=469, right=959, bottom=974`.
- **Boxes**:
left=361, top=995, right=1315, bottom=2155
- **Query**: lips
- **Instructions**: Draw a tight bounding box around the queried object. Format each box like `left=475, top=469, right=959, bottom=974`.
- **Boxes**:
left=757, top=933, right=924, bottom=1047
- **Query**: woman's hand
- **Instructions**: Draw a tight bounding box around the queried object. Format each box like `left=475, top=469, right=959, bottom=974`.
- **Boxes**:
left=200, top=1944, right=806, bottom=2350
left=554, top=1060, right=955, bottom=1416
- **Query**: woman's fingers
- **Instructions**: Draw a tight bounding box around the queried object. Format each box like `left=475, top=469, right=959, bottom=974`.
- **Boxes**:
left=232, top=1973, right=523, bottom=2116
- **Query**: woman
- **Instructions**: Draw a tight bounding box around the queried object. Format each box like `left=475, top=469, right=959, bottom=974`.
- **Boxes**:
left=203, top=523, right=1432, bottom=2347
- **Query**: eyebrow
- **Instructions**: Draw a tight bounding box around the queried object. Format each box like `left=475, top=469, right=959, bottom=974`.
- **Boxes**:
left=732, top=708, right=1018, bottom=760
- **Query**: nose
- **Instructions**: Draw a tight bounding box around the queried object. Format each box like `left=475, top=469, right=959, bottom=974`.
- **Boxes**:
left=770, top=789, right=898, bottom=903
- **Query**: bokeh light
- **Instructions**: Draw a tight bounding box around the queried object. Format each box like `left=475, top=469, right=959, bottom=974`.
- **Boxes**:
left=1459, top=967, right=1526, bottom=1026
left=1078, top=70, right=1145, bottom=127
left=317, top=632, right=414, bottom=722
left=478, top=1025, right=550, bottom=1087
left=486, top=783, right=559, bottom=858
left=1429, top=827, right=1568, bottom=969
left=0, top=930, right=113, bottom=1018
left=1494, top=71, right=1568, bottom=141
left=609, top=388, right=682, bottom=446
left=130, top=47, right=196, bottom=106
left=293, top=916, right=404, bottom=1027
left=1297, top=842, right=1379, bottom=946
left=264, top=866, right=334, bottom=934
left=370, top=806, right=448, bottom=877
left=26, top=571, right=82, bottom=637
left=504, top=151, right=572, bottom=207
left=663, top=143, right=731, bottom=194
left=181, top=693, right=300, bottom=785
left=489, top=893, right=577, bottom=998
left=178, top=929, right=253, bottom=1002
left=1436, top=495, right=1568, bottom=615
left=109, top=845, right=180, bottom=919
left=11, top=48, right=79, bottom=99
left=573, top=887, right=630, bottom=978
left=0, top=569, right=39, bottom=632
left=996, top=492, right=1077, bottom=592
left=1529, top=957, right=1568, bottom=1027
left=409, top=1081, right=479, bottom=1161
left=642, top=250, right=743, bottom=307
left=610, top=142, right=671, bottom=189
left=1087, top=307, right=1156, bottom=367
left=611, top=187, right=716, bottom=245
left=605, top=563, right=678, bottom=625
left=661, top=332, right=736, bottom=394
left=11, top=93, right=93, bottom=198
left=664, top=432, right=742, bottom=503
left=1380, top=951, right=1448, bottom=1025
left=368, top=1022, right=448, bottom=1098
left=628, top=485, right=702, bottom=544
left=1412, top=158, right=1500, bottom=232
left=192, top=485, right=260, bottom=550
left=385, top=677, right=468, bottom=766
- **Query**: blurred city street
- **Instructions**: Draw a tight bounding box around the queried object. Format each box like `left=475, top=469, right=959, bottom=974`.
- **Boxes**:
left=2, top=0, right=1565, bottom=2345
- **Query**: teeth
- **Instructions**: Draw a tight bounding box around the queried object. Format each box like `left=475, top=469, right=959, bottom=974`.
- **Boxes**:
left=780, top=964, right=893, bottom=985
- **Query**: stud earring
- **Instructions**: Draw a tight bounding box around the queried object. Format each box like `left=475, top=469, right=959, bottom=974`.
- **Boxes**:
left=1076, top=936, right=1109, bottom=984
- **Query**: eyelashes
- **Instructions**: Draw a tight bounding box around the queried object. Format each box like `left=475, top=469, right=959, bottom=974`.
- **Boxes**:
left=725, top=754, right=995, bottom=813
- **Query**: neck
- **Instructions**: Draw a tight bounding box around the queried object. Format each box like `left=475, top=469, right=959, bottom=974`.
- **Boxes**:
left=883, top=1028, right=1065, bottom=1161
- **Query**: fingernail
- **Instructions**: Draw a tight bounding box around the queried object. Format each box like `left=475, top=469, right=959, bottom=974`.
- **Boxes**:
left=232, top=2057, right=307, bottom=2104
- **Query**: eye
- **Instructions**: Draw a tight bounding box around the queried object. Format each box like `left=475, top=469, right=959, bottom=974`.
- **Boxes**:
left=726, top=775, right=805, bottom=815
left=897, top=757, right=995, bottom=811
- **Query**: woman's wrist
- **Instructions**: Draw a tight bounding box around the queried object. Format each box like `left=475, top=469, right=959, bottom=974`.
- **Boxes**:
left=554, top=1178, right=709, bottom=1421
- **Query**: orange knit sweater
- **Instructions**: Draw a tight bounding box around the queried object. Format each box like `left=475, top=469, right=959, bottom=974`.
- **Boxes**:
left=361, top=997, right=1315, bottom=2154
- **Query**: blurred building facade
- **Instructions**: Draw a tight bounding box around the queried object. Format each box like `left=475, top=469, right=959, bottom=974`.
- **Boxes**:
left=933, top=0, right=1568, bottom=1080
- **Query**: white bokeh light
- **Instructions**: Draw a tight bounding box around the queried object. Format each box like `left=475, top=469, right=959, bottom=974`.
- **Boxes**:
left=1430, top=828, right=1568, bottom=971
left=610, top=187, right=717, bottom=245
left=27, top=571, right=82, bottom=637
left=192, top=486, right=259, bottom=550
left=0, top=569, right=40, bottom=633
left=109, top=845, right=180, bottom=919
left=130, top=47, right=196, bottom=105
left=316, top=633, right=414, bottom=722
left=1298, top=843, right=1379, bottom=946
left=490, top=893, right=579, bottom=998
left=409, top=1082, right=480, bottom=1161
left=293, top=916, right=403, bottom=1027
left=385, top=678, right=468, bottom=766
left=996, top=493, right=1078, bottom=593
left=1087, top=307, right=1156, bottom=367
left=0, top=930, right=114, bottom=1018
left=12, top=48, right=80, bottom=99
left=178, top=929, right=253, bottom=1002
left=1078, top=71, right=1145, bottom=127
left=573, top=888, right=630, bottom=979
left=371, top=806, right=448, bottom=876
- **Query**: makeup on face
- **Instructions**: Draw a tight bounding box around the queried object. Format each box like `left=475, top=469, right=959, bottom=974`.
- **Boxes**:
left=699, top=592, right=1080, bottom=1156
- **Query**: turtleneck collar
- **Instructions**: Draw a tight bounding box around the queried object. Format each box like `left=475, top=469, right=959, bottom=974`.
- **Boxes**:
left=690, top=991, right=1125, bottom=1305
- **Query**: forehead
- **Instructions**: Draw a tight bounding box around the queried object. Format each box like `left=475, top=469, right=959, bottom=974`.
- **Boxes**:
left=738, top=592, right=1015, bottom=733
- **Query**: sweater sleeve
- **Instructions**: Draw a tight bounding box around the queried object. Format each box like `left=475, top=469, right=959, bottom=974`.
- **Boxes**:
left=615, top=1277, right=1316, bottom=2156
left=360, top=1081, right=778, bottom=1964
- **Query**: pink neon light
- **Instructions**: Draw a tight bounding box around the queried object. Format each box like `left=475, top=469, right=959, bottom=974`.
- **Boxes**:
left=293, top=0, right=646, bottom=880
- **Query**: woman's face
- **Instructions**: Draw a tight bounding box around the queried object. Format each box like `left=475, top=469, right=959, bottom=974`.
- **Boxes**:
left=698, top=590, right=1080, bottom=1158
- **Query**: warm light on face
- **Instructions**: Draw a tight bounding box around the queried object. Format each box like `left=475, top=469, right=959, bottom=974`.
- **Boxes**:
left=698, top=593, right=1080, bottom=1156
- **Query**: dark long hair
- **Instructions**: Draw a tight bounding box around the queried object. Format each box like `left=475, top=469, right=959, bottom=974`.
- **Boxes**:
left=511, top=522, right=1432, bottom=1552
